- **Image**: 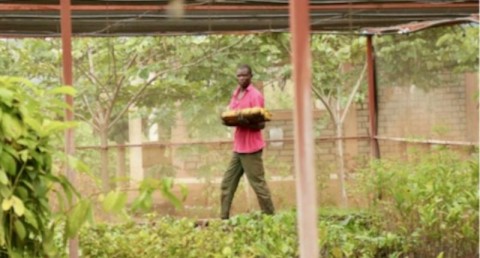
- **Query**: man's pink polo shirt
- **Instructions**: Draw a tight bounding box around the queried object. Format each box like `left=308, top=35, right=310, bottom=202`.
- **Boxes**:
left=228, top=84, right=265, bottom=154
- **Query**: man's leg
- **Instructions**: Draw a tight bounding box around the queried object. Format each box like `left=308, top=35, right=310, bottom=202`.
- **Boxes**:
left=241, top=150, right=275, bottom=215
left=220, top=152, right=244, bottom=219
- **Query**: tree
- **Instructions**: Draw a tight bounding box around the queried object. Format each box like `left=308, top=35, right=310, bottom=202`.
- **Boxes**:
left=1, top=24, right=476, bottom=202
left=374, top=25, right=479, bottom=89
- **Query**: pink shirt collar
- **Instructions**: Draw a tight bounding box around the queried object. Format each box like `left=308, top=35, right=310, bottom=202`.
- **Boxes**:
left=233, top=84, right=253, bottom=97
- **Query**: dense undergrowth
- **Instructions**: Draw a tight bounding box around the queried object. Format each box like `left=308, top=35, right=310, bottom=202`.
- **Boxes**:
left=78, top=150, right=478, bottom=258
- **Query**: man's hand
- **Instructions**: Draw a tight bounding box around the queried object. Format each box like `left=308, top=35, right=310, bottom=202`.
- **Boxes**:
left=236, top=114, right=250, bottom=126
left=247, top=121, right=266, bottom=130
left=237, top=116, right=265, bottom=131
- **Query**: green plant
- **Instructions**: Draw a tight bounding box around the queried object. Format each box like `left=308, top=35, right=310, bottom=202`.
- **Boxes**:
left=358, top=149, right=479, bottom=257
left=0, top=77, right=78, bottom=257
left=79, top=210, right=404, bottom=257
left=0, top=76, right=191, bottom=257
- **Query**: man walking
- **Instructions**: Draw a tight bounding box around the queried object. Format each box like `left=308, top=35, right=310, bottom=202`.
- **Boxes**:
left=220, top=64, right=275, bottom=219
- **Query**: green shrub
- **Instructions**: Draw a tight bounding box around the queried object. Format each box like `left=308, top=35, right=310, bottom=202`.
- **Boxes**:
left=318, top=210, right=405, bottom=257
left=358, top=149, right=479, bottom=257
left=0, top=77, right=77, bottom=257
left=79, top=211, right=403, bottom=258
left=79, top=149, right=478, bottom=257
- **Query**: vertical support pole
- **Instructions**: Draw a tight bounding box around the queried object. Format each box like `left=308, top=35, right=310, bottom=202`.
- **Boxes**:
left=366, top=35, right=380, bottom=158
left=60, top=0, right=78, bottom=257
left=289, top=1, right=318, bottom=258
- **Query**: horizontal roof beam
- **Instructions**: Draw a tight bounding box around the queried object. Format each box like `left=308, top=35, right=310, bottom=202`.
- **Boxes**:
left=0, top=2, right=477, bottom=11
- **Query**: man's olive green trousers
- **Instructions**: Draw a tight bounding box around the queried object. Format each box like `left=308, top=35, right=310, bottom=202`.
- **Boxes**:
left=220, top=150, right=275, bottom=219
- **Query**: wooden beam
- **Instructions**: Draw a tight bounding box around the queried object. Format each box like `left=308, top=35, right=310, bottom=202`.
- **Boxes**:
left=0, top=2, right=477, bottom=11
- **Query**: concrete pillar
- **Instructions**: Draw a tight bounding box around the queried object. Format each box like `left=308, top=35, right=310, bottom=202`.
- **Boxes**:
left=465, top=73, right=479, bottom=143
left=171, top=101, right=189, bottom=177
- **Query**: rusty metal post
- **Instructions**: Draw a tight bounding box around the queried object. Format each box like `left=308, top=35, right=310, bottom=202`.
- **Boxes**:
left=60, top=0, right=78, bottom=257
left=289, top=1, right=318, bottom=257
left=366, top=35, right=380, bottom=158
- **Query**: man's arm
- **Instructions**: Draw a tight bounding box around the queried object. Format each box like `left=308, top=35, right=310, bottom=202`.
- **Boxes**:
left=238, top=90, right=266, bottom=130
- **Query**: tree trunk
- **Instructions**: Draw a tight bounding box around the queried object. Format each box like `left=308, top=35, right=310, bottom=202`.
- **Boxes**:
left=99, top=127, right=110, bottom=192
left=335, top=83, right=348, bottom=208
left=117, top=140, right=127, bottom=189
left=335, top=122, right=348, bottom=208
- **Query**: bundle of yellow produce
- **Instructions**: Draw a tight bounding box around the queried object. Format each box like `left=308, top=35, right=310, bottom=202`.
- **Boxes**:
left=221, top=107, right=272, bottom=126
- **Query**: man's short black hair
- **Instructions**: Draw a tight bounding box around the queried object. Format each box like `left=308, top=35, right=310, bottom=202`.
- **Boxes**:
left=238, top=64, right=253, bottom=75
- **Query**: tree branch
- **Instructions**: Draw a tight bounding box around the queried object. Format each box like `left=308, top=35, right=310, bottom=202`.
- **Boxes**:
left=313, top=86, right=337, bottom=124
left=77, top=63, right=110, bottom=102
left=110, top=38, right=118, bottom=97
left=108, top=35, right=248, bottom=129
left=116, top=53, right=138, bottom=88
left=102, top=52, right=139, bottom=126
left=75, top=113, right=100, bottom=132
left=86, top=46, right=112, bottom=102
left=340, top=63, right=367, bottom=123
left=81, top=94, right=96, bottom=119
left=80, top=95, right=100, bottom=132
left=105, top=40, right=118, bottom=122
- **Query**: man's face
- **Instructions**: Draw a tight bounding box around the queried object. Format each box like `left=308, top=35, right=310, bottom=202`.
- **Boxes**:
left=236, top=68, right=252, bottom=88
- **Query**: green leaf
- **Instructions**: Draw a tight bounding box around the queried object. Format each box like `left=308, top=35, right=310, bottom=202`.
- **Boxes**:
left=24, top=116, right=43, bottom=135
left=66, top=199, right=92, bottom=238
left=55, top=191, right=66, bottom=212
left=14, top=220, right=26, bottom=240
left=2, top=197, right=13, bottom=211
left=0, top=87, right=14, bottom=106
left=41, top=120, right=76, bottom=137
left=0, top=152, right=17, bottom=176
left=0, top=169, right=9, bottom=185
left=139, top=69, right=149, bottom=80
left=47, top=86, right=77, bottom=96
left=18, top=150, right=29, bottom=162
left=332, top=247, right=343, bottom=258
left=24, top=209, right=38, bottom=229
left=180, top=184, right=189, bottom=201
left=222, top=246, right=232, bottom=256
left=102, top=191, right=127, bottom=213
left=68, top=155, right=92, bottom=176
left=0, top=188, right=10, bottom=198
left=3, top=145, right=19, bottom=160
left=2, top=113, right=24, bottom=140
left=12, top=196, right=25, bottom=217
left=8, top=250, right=23, bottom=258
left=14, top=186, right=28, bottom=199
left=160, top=178, right=182, bottom=209
left=42, top=228, right=58, bottom=257
left=0, top=213, right=4, bottom=246
left=131, top=191, right=152, bottom=212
